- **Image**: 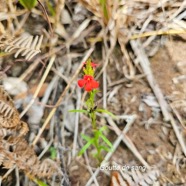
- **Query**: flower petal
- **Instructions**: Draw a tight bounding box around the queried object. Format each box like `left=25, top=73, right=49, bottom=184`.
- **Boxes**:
left=85, top=82, right=93, bottom=92
left=84, top=75, right=93, bottom=81
left=78, top=79, right=86, bottom=88
left=83, top=62, right=99, bottom=68
left=91, top=80, right=99, bottom=89
left=91, top=62, right=99, bottom=68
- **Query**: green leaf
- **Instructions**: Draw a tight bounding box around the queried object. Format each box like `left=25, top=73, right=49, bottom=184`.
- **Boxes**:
left=46, top=0, right=56, bottom=16
left=34, top=179, right=48, bottom=186
left=96, top=109, right=116, bottom=118
left=100, top=134, right=112, bottom=148
left=78, top=139, right=94, bottom=155
left=92, top=152, right=99, bottom=159
left=94, top=130, right=100, bottom=140
left=99, top=0, right=109, bottom=22
left=98, top=145, right=111, bottom=152
left=69, top=109, right=88, bottom=114
left=19, top=0, right=37, bottom=10
left=79, top=134, right=95, bottom=155
left=49, top=147, right=57, bottom=160
left=99, top=126, right=108, bottom=132
left=81, top=134, right=92, bottom=142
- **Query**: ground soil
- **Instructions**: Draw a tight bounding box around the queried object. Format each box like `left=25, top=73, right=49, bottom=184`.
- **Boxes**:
left=68, top=37, right=186, bottom=185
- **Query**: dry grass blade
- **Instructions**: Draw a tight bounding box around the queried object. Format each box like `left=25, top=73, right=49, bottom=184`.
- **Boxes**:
left=1, top=34, right=43, bottom=60
left=20, top=55, right=55, bottom=118
left=77, top=0, right=105, bottom=23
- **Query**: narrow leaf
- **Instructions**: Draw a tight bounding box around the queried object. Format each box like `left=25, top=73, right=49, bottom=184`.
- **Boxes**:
left=96, top=109, right=116, bottom=118
left=49, top=147, right=57, bottom=160
left=19, top=0, right=37, bottom=10
left=100, top=134, right=113, bottom=148
left=33, top=179, right=48, bottom=186
left=99, top=145, right=111, bottom=152
left=99, top=126, right=108, bottom=132
left=81, top=134, right=92, bottom=142
left=46, top=0, right=56, bottom=16
left=78, top=140, right=94, bottom=155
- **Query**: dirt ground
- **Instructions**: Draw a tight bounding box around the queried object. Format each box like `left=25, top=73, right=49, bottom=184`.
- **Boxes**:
left=68, top=38, right=186, bottom=185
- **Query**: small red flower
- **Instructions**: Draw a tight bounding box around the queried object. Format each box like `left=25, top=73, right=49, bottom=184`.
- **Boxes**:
left=78, top=75, right=99, bottom=92
left=83, top=62, right=99, bottom=68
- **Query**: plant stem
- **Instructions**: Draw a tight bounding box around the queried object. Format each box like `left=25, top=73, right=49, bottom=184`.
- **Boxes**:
left=88, top=91, right=103, bottom=163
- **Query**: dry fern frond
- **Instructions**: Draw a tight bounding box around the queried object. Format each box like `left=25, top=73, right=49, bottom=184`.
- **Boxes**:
left=1, top=136, right=61, bottom=179
left=0, top=87, right=28, bottom=133
left=120, top=168, right=160, bottom=186
left=0, top=34, right=43, bottom=60
left=0, top=101, right=20, bottom=129
left=33, top=159, right=62, bottom=178
left=0, top=128, right=13, bottom=138
left=0, top=149, right=5, bottom=166
left=11, top=138, right=61, bottom=178
left=0, top=87, right=61, bottom=180
left=0, top=86, right=29, bottom=133
left=0, top=86, right=14, bottom=107
left=18, top=121, right=29, bottom=136
left=0, top=100, right=14, bottom=118
left=110, top=164, right=160, bottom=186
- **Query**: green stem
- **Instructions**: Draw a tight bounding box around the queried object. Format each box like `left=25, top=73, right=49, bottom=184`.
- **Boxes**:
left=89, top=94, right=103, bottom=163
left=86, top=90, right=104, bottom=163
left=94, top=130, right=103, bottom=163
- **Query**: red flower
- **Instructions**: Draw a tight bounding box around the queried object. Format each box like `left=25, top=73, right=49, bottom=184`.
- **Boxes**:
left=78, top=75, right=99, bottom=92
left=83, top=62, right=99, bottom=68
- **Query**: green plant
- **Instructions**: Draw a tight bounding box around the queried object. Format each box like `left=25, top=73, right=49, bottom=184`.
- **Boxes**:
left=19, top=0, right=38, bottom=10
left=70, top=59, right=114, bottom=164
left=49, top=147, right=57, bottom=160
left=33, top=179, right=48, bottom=186
left=99, top=0, right=109, bottom=23
left=46, top=0, right=56, bottom=17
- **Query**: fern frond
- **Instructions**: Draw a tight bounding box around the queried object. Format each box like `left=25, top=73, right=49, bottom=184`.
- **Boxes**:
left=0, top=87, right=62, bottom=180
left=18, top=121, right=29, bottom=136
left=0, top=128, right=14, bottom=138
left=2, top=34, right=43, bottom=60
left=0, top=150, right=5, bottom=166
left=0, top=100, right=14, bottom=118
left=13, top=139, right=62, bottom=178
left=35, top=159, right=62, bottom=178
left=121, top=168, right=160, bottom=186
left=0, top=87, right=27, bottom=132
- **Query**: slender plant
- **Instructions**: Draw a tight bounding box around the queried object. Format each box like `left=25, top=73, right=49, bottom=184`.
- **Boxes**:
left=99, top=0, right=109, bottom=24
left=19, top=0, right=37, bottom=10
left=70, top=59, right=113, bottom=164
